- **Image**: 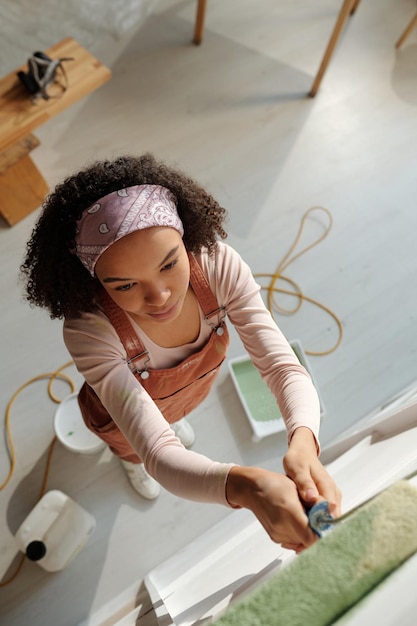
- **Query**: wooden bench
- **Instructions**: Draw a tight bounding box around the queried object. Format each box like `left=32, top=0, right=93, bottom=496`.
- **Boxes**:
left=0, top=37, right=111, bottom=226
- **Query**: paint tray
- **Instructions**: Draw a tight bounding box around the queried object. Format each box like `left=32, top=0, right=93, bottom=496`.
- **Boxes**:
left=228, top=340, right=325, bottom=441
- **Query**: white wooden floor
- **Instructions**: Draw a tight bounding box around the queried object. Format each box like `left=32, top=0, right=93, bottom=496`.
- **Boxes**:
left=1, top=1, right=417, bottom=624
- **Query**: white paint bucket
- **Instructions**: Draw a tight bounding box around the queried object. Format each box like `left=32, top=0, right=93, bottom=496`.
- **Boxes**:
left=54, top=392, right=106, bottom=455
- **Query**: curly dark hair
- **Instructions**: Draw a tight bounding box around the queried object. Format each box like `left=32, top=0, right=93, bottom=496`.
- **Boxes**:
left=21, top=153, right=227, bottom=320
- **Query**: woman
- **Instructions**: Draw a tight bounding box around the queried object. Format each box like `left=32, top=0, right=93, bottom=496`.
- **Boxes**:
left=21, top=153, right=341, bottom=552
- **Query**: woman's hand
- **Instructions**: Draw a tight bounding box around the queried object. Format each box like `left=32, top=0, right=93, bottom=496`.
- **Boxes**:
left=225, top=465, right=319, bottom=553
left=283, top=427, right=342, bottom=517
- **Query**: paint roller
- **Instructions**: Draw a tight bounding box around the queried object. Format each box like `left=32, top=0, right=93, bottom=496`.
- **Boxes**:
left=213, top=479, right=417, bottom=626
left=308, top=466, right=417, bottom=537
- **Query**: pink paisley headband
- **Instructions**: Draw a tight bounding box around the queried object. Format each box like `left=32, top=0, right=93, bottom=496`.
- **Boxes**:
left=74, top=184, right=184, bottom=276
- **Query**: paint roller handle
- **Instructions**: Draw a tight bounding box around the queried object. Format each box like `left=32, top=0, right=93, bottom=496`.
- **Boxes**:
left=307, top=501, right=337, bottom=537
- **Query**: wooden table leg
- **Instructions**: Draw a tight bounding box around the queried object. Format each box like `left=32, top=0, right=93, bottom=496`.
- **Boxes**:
left=0, top=154, right=48, bottom=226
left=309, top=0, right=360, bottom=97
left=350, top=0, right=361, bottom=14
left=193, top=0, right=207, bottom=45
left=396, top=12, right=417, bottom=48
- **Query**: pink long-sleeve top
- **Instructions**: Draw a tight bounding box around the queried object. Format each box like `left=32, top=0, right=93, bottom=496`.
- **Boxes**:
left=63, top=242, right=321, bottom=507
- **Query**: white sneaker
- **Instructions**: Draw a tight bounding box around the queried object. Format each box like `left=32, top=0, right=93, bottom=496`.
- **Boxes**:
left=121, top=460, right=160, bottom=500
left=171, top=418, right=195, bottom=448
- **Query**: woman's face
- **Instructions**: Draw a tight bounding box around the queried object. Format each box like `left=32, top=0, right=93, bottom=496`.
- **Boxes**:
left=95, top=227, right=190, bottom=325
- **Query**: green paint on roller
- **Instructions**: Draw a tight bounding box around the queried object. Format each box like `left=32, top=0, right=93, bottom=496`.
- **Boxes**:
left=213, top=481, right=417, bottom=626
left=230, top=359, right=283, bottom=423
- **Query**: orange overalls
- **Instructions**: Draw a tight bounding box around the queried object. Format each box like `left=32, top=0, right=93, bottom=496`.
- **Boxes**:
left=78, top=255, right=230, bottom=462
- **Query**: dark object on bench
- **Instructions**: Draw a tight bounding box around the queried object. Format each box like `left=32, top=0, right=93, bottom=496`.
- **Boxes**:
left=17, top=50, right=73, bottom=101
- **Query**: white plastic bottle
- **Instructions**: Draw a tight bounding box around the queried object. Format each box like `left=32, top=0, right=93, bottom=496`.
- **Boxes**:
left=15, top=490, right=96, bottom=572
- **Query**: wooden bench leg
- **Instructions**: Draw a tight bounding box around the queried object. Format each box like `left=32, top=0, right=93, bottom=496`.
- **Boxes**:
left=0, top=154, right=48, bottom=226
left=0, top=134, right=40, bottom=175
left=309, top=0, right=360, bottom=97
left=193, top=0, right=207, bottom=45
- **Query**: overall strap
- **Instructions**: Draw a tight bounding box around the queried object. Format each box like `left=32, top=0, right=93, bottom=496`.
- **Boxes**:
left=99, top=289, right=147, bottom=370
left=188, top=253, right=226, bottom=327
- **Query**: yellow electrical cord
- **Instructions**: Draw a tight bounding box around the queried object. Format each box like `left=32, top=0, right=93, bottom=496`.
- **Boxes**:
left=0, top=361, right=75, bottom=587
left=253, top=206, right=343, bottom=356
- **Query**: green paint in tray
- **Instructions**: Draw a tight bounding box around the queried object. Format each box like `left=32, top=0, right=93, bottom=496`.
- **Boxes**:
left=230, top=359, right=283, bottom=424
left=228, top=341, right=324, bottom=440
